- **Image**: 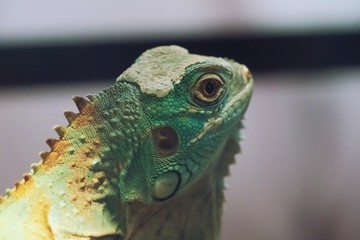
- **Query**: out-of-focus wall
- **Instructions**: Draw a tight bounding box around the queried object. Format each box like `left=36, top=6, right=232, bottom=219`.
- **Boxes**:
left=1, top=0, right=360, bottom=45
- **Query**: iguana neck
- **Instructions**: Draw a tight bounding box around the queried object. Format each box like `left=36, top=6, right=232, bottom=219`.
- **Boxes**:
left=122, top=167, right=224, bottom=240
left=127, top=136, right=240, bottom=240
left=0, top=82, right=148, bottom=238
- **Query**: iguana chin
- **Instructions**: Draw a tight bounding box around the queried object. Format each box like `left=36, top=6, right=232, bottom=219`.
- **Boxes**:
left=0, top=46, right=253, bottom=240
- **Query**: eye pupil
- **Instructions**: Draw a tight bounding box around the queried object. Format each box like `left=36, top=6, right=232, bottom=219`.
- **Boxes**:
left=193, top=74, right=225, bottom=105
left=204, top=80, right=216, bottom=96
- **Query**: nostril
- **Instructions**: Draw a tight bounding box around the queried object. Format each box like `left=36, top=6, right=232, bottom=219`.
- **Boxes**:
left=242, top=66, right=252, bottom=83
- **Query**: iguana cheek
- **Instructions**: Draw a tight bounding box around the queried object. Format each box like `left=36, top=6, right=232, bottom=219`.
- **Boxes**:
left=153, top=171, right=180, bottom=201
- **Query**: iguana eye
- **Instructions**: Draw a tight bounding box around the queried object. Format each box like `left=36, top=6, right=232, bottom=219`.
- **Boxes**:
left=193, top=74, right=225, bottom=105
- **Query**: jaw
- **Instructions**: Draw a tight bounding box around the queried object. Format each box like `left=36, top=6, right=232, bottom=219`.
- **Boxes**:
left=126, top=172, right=224, bottom=240
left=221, top=75, right=253, bottom=126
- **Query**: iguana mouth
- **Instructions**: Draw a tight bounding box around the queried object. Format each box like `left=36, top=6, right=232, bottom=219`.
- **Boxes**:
left=189, top=74, right=253, bottom=144
left=221, top=72, right=253, bottom=125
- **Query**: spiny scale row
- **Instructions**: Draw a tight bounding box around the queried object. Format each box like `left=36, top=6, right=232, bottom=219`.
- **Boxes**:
left=64, top=95, right=94, bottom=124
left=0, top=172, right=33, bottom=201
left=40, top=95, right=95, bottom=161
left=0, top=95, right=96, bottom=201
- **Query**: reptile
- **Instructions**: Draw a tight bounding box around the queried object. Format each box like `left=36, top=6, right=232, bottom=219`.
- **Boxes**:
left=0, top=45, right=253, bottom=240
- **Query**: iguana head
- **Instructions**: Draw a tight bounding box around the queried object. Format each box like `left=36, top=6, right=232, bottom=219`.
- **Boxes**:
left=116, top=45, right=253, bottom=203
left=0, top=45, right=252, bottom=239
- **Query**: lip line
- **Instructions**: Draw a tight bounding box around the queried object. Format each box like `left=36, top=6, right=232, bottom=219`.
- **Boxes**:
left=224, top=77, right=253, bottom=114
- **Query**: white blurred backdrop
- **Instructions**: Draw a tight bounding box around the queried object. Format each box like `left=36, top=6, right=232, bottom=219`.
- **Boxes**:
left=1, top=0, right=360, bottom=45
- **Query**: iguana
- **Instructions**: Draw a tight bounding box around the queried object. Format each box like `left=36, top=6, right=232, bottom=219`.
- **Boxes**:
left=0, top=45, right=253, bottom=240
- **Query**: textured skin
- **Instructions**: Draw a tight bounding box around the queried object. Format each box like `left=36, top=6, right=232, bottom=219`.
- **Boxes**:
left=0, top=46, right=253, bottom=240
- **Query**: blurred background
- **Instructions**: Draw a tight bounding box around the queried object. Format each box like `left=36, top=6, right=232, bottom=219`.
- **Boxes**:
left=1, top=0, right=360, bottom=239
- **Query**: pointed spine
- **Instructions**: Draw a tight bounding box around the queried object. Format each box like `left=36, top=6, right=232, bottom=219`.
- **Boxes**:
left=86, top=94, right=96, bottom=102
left=64, top=111, right=78, bottom=124
left=23, top=173, right=31, bottom=182
left=39, top=151, right=50, bottom=161
left=73, top=96, right=90, bottom=112
left=31, top=162, right=42, bottom=174
left=5, top=188, right=12, bottom=197
left=46, top=138, right=57, bottom=150
left=53, top=125, right=66, bottom=138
